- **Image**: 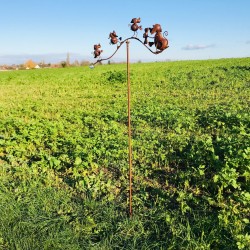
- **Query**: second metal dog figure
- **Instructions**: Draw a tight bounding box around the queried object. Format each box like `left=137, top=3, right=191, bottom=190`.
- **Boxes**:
left=108, top=31, right=122, bottom=47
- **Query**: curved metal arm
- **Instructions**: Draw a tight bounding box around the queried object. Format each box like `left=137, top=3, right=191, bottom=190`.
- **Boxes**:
left=92, top=36, right=163, bottom=66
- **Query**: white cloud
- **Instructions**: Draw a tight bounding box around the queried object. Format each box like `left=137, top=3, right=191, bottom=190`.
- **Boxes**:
left=182, top=44, right=215, bottom=50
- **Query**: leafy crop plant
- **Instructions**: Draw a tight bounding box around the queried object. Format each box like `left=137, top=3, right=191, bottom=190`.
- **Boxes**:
left=0, top=58, right=249, bottom=249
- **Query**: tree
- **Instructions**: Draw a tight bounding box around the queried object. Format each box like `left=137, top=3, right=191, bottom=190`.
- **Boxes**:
left=61, top=61, right=67, bottom=68
left=24, top=60, right=36, bottom=69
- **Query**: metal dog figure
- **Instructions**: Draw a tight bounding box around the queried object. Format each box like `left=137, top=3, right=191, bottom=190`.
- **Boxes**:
left=108, top=31, right=122, bottom=47
left=148, top=24, right=169, bottom=51
left=93, top=44, right=103, bottom=58
left=130, top=17, right=142, bottom=36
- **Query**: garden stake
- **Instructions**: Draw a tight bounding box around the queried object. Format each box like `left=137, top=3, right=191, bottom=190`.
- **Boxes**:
left=90, top=18, right=169, bottom=217
left=126, top=40, right=133, bottom=217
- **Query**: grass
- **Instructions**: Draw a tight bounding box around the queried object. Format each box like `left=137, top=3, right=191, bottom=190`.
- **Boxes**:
left=0, top=58, right=250, bottom=249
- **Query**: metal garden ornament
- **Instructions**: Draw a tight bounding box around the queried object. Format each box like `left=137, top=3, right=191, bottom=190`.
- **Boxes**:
left=90, top=17, right=169, bottom=217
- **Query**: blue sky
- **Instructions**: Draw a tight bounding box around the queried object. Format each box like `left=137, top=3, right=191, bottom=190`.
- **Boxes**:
left=0, top=0, right=250, bottom=64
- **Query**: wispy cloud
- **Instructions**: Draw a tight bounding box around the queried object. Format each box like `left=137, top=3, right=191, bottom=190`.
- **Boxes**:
left=246, top=40, right=250, bottom=44
left=182, top=44, right=215, bottom=50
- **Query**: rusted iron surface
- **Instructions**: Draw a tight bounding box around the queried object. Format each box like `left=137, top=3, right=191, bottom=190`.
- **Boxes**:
left=126, top=40, right=132, bottom=217
left=109, top=31, right=122, bottom=45
left=130, top=17, right=142, bottom=36
left=93, top=44, right=103, bottom=58
left=92, top=17, right=169, bottom=62
left=148, top=24, right=169, bottom=51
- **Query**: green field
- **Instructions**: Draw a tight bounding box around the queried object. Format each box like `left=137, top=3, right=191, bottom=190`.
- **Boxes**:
left=0, top=58, right=250, bottom=249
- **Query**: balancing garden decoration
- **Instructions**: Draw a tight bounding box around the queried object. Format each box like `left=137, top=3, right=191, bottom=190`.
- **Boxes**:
left=90, top=17, right=169, bottom=217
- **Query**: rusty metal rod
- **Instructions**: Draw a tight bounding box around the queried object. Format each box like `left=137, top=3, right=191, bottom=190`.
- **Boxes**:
left=126, top=40, right=133, bottom=217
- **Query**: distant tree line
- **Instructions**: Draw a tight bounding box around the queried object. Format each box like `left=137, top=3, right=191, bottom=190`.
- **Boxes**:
left=0, top=60, right=92, bottom=70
